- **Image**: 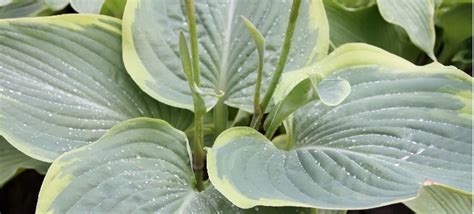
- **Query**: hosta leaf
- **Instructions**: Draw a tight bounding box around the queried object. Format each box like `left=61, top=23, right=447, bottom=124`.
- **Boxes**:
left=0, top=0, right=11, bottom=7
left=313, top=78, right=350, bottom=106
left=332, top=0, right=375, bottom=10
left=207, top=43, right=472, bottom=209
left=0, top=0, right=51, bottom=18
left=37, top=118, right=299, bottom=213
left=44, top=0, right=69, bottom=10
left=323, top=0, right=420, bottom=61
left=315, top=210, right=346, bottom=214
left=45, top=0, right=106, bottom=13
left=377, top=0, right=437, bottom=61
left=70, top=0, right=105, bottom=14
left=404, top=184, right=472, bottom=214
left=0, top=136, right=49, bottom=186
left=122, top=0, right=329, bottom=112
left=0, top=15, right=193, bottom=162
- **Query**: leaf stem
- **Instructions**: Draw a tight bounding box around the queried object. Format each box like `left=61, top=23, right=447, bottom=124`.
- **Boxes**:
left=179, top=32, right=206, bottom=191
left=192, top=113, right=205, bottom=191
left=185, top=0, right=200, bottom=85
left=240, top=16, right=266, bottom=130
left=182, top=0, right=205, bottom=191
left=214, top=98, right=228, bottom=138
left=254, top=0, right=302, bottom=129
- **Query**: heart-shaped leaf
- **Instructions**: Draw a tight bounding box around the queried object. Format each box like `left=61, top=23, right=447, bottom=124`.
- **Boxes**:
left=0, top=136, right=49, bottom=185
left=0, top=15, right=193, bottom=162
left=404, top=184, right=472, bottom=214
left=122, top=0, right=329, bottom=112
left=377, top=0, right=437, bottom=61
left=207, top=43, right=472, bottom=209
left=37, top=118, right=300, bottom=213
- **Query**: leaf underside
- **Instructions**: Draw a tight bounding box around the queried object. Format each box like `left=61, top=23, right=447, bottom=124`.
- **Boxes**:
left=404, top=184, right=472, bottom=214
left=0, top=136, right=49, bottom=186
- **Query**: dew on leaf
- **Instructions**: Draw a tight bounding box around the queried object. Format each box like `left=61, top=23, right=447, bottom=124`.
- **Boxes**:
left=415, top=148, right=425, bottom=155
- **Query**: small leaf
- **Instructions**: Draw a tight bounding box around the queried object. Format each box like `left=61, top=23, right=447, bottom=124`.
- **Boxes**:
left=377, top=0, right=437, bottom=61
left=241, top=16, right=265, bottom=115
left=179, top=31, right=206, bottom=115
left=264, top=76, right=350, bottom=138
left=240, top=16, right=265, bottom=59
left=208, top=43, right=472, bottom=209
left=37, top=118, right=299, bottom=213
left=0, top=15, right=193, bottom=162
left=404, top=184, right=472, bottom=214
left=0, top=136, right=49, bottom=186
left=313, top=78, right=351, bottom=106
left=264, top=78, right=317, bottom=138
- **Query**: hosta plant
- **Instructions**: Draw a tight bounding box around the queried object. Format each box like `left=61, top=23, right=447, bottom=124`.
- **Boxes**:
left=0, top=0, right=471, bottom=213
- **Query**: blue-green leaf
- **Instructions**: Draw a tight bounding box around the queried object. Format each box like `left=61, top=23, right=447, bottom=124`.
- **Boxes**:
left=122, top=0, right=329, bottom=112
left=377, top=0, right=437, bottom=61
left=208, top=43, right=471, bottom=209
left=37, top=118, right=300, bottom=213
left=404, top=184, right=472, bottom=214
left=0, top=15, right=192, bottom=162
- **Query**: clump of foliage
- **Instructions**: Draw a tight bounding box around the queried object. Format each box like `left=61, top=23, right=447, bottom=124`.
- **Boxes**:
left=0, top=0, right=472, bottom=213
